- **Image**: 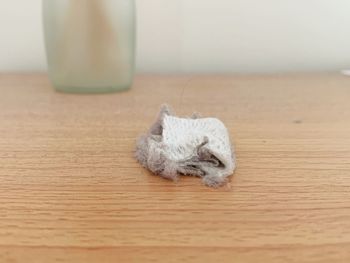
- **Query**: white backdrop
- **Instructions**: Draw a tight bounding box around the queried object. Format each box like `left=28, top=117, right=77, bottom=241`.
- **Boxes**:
left=1, top=0, right=350, bottom=73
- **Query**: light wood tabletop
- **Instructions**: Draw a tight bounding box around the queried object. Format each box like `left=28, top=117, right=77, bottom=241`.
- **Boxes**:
left=1, top=73, right=350, bottom=263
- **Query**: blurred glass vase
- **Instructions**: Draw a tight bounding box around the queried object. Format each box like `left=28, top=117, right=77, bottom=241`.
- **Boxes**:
left=43, top=0, right=136, bottom=93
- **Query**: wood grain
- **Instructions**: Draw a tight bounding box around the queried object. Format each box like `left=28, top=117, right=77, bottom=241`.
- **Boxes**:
left=1, top=73, right=350, bottom=262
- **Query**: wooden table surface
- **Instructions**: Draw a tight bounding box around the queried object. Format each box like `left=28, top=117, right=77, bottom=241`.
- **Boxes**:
left=1, top=73, right=350, bottom=263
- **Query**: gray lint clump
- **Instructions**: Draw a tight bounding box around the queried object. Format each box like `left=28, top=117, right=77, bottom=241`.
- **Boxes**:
left=135, top=105, right=236, bottom=187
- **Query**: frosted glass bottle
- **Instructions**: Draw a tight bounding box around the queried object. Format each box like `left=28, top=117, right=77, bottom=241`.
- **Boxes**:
left=43, top=0, right=135, bottom=93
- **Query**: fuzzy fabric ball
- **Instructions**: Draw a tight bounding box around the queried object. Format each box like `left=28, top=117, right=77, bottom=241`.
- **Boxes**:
left=135, top=105, right=236, bottom=187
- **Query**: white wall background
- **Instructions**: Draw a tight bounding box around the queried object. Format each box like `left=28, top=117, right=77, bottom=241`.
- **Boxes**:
left=1, top=0, right=350, bottom=73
